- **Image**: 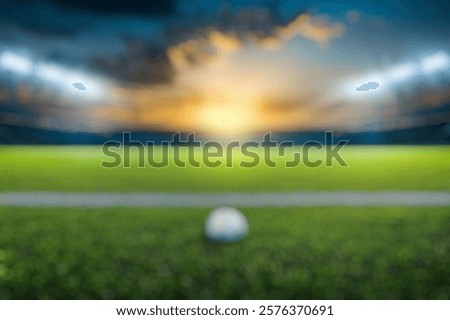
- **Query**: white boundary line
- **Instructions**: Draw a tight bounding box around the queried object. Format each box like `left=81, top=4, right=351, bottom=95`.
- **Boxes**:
left=0, top=191, right=449, bottom=207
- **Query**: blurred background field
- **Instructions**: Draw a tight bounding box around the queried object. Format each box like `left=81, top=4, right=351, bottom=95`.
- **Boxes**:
left=0, top=146, right=449, bottom=192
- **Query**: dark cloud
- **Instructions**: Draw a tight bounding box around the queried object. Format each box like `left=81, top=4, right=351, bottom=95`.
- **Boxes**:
left=0, top=1, right=79, bottom=36
left=90, top=40, right=174, bottom=84
left=0, top=0, right=175, bottom=85
left=50, top=0, right=175, bottom=16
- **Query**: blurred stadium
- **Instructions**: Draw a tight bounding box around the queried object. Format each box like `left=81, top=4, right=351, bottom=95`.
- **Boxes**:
left=0, top=0, right=449, bottom=299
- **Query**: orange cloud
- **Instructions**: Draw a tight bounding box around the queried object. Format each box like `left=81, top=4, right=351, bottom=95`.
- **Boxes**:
left=275, top=14, right=345, bottom=47
left=168, top=13, right=345, bottom=70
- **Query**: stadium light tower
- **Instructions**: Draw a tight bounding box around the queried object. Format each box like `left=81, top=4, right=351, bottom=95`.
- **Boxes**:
left=420, top=51, right=450, bottom=74
left=0, top=49, right=110, bottom=102
left=0, top=50, right=33, bottom=75
left=341, top=51, right=449, bottom=100
left=388, top=63, right=418, bottom=82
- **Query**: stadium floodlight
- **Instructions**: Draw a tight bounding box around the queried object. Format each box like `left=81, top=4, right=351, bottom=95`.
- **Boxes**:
left=340, top=71, right=387, bottom=99
left=420, top=51, right=450, bottom=74
left=341, top=51, right=449, bottom=100
left=388, top=63, right=418, bottom=82
left=0, top=50, right=33, bottom=75
left=36, top=63, right=107, bottom=100
left=1, top=49, right=109, bottom=102
left=63, top=70, right=107, bottom=100
left=35, top=62, right=67, bottom=84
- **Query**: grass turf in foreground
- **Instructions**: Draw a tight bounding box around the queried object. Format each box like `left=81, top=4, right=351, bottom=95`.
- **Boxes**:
left=0, top=207, right=448, bottom=299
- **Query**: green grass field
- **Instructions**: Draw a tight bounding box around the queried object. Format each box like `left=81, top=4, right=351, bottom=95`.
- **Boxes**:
left=1, top=146, right=449, bottom=191
left=0, top=146, right=449, bottom=299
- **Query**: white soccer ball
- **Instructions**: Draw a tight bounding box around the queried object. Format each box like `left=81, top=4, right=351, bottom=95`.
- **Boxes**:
left=205, top=207, right=249, bottom=242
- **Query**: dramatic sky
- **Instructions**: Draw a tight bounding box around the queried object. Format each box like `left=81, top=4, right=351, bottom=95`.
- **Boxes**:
left=0, top=0, right=449, bottom=137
